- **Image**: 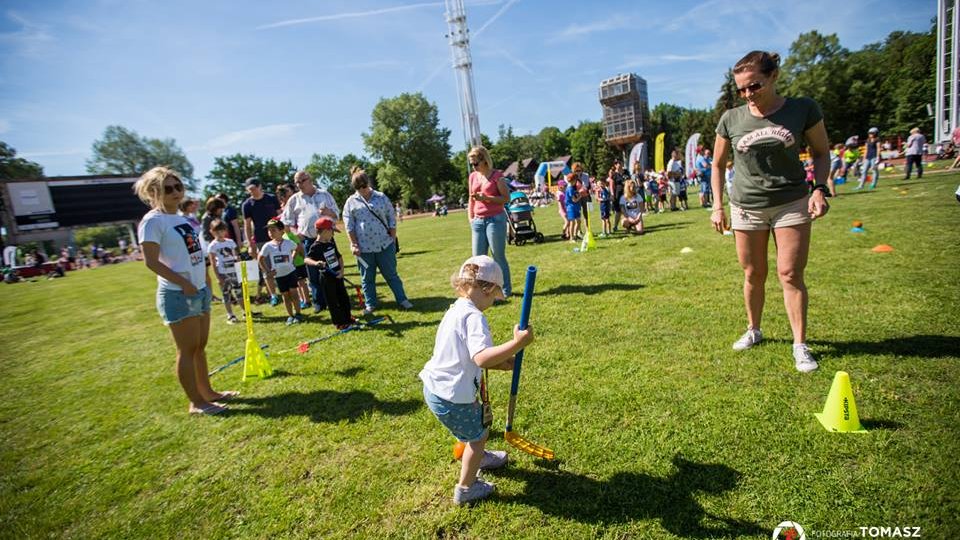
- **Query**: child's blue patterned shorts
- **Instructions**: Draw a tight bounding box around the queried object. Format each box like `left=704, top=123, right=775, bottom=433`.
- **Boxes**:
left=423, top=386, right=486, bottom=442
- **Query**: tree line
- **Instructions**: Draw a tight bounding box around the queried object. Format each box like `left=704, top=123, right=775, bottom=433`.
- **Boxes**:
left=2, top=27, right=935, bottom=211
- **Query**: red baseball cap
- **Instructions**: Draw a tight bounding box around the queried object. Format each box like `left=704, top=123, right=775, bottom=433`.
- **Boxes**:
left=314, top=216, right=339, bottom=232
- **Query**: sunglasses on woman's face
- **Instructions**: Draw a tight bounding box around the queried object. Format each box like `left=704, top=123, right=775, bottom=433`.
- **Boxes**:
left=737, top=81, right=765, bottom=96
left=163, top=182, right=184, bottom=195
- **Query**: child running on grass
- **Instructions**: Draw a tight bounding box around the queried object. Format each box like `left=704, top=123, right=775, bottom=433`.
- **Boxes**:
left=304, top=217, right=355, bottom=329
left=419, top=255, right=534, bottom=505
left=258, top=218, right=304, bottom=325
left=207, top=219, right=241, bottom=324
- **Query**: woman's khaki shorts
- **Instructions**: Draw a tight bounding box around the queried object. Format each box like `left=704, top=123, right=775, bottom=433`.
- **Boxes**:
left=730, top=196, right=810, bottom=231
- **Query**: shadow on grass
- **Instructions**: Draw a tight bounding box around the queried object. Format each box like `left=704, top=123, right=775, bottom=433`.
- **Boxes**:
left=494, top=455, right=764, bottom=538
left=642, top=222, right=690, bottom=234
left=397, top=250, right=430, bottom=257
left=404, top=296, right=454, bottom=314
left=538, top=283, right=644, bottom=296
left=810, top=335, right=960, bottom=359
left=860, top=419, right=904, bottom=430
left=333, top=366, right=364, bottom=378
left=230, top=390, right=420, bottom=423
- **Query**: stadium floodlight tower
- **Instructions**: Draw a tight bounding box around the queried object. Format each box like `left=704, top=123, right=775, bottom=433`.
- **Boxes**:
left=445, top=0, right=482, bottom=152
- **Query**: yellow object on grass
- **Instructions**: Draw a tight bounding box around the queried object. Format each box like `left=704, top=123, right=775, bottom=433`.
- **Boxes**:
left=655, top=133, right=665, bottom=172
left=814, top=371, right=867, bottom=433
left=239, top=261, right=272, bottom=381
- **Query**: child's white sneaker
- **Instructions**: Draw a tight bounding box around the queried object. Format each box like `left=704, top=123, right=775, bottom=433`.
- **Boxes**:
left=479, top=450, right=508, bottom=470
left=453, top=479, right=495, bottom=505
left=732, top=328, right=763, bottom=351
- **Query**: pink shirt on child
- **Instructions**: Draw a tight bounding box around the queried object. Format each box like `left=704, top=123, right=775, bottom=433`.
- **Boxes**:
left=469, top=170, right=506, bottom=218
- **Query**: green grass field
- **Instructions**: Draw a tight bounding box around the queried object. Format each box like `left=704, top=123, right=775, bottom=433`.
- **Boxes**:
left=1, top=175, right=958, bottom=539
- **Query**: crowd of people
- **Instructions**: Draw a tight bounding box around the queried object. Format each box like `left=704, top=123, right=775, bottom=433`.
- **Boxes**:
left=133, top=165, right=411, bottom=416
left=119, top=45, right=950, bottom=505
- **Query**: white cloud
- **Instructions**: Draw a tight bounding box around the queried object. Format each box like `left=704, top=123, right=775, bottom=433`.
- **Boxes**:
left=0, top=119, right=10, bottom=134
left=258, top=2, right=443, bottom=30
left=619, top=53, right=719, bottom=69
left=330, top=60, right=409, bottom=70
left=553, top=16, right=627, bottom=41
left=192, top=123, right=307, bottom=152
left=0, top=11, right=55, bottom=56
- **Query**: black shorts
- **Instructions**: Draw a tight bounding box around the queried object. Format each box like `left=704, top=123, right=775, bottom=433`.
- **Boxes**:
left=658, top=193, right=667, bottom=202
left=612, top=191, right=624, bottom=212
left=295, top=264, right=308, bottom=280
left=679, top=191, right=688, bottom=202
left=275, top=272, right=298, bottom=293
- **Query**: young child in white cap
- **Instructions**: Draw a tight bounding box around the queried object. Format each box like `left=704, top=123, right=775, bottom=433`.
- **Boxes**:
left=419, top=255, right=534, bottom=505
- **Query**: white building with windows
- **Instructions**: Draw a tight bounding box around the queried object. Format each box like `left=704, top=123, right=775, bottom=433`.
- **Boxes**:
left=936, top=0, right=959, bottom=143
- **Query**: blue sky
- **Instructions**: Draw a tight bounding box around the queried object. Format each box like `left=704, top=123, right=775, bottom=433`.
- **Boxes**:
left=0, top=0, right=935, bottom=182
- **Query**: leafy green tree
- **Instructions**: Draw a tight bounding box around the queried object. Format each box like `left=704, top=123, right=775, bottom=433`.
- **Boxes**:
left=538, top=126, right=569, bottom=160
left=0, top=142, right=43, bottom=179
left=303, top=153, right=366, bottom=207
left=568, top=121, right=618, bottom=178
left=490, top=125, right=522, bottom=169
left=517, top=134, right=542, bottom=162
left=86, top=126, right=195, bottom=189
left=650, top=103, right=686, bottom=157
left=203, top=154, right=297, bottom=205
left=362, top=93, right=452, bottom=207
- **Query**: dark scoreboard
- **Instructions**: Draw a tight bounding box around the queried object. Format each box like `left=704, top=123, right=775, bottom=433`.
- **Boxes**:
left=49, top=179, right=150, bottom=227
left=5, top=176, right=151, bottom=232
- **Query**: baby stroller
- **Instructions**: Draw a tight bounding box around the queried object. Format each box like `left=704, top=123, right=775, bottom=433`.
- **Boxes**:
left=506, top=192, right=544, bottom=246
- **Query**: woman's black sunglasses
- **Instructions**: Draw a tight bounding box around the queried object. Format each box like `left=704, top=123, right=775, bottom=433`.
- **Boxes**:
left=163, top=182, right=184, bottom=195
left=737, top=81, right=764, bottom=95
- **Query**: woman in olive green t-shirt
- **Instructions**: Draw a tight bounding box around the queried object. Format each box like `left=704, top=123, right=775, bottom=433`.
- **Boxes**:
left=709, top=51, right=831, bottom=374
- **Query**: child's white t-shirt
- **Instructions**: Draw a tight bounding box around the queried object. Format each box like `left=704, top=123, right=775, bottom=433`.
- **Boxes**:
left=258, top=239, right=297, bottom=278
left=137, top=209, right=206, bottom=291
left=419, top=298, right=494, bottom=403
left=620, top=195, right=643, bottom=219
left=208, top=238, right=238, bottom=276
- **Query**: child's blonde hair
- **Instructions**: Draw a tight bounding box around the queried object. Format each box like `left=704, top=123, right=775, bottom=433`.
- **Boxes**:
left=451, top=263, right=498, bottom=296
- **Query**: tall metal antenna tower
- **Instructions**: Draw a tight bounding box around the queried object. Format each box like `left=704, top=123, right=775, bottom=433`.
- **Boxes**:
left=445, top=0, right=482, bottom=151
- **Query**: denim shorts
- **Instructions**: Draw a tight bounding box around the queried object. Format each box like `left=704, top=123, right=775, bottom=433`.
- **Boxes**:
left=423, top=386, right=486, bottom=442
left=156, top=286, right=211, bottom=325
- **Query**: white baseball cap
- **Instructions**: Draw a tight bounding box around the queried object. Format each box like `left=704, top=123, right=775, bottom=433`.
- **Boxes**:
left=459, top=255, right=504, bottom=289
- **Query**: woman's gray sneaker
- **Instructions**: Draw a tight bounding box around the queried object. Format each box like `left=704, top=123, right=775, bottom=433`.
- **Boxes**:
left=732, top=328, right=763, bottom=351
left=793, top=344, right=819, bottom=373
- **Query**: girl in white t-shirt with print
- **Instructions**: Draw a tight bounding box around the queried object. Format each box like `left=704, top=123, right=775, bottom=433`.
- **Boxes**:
left=258, top=218, right=304, bottom=325
left=136, top=166, right=237, bottom=416
left=419, top=255, right=534, bottom=505
left=619, top=180, right=645, bottom=234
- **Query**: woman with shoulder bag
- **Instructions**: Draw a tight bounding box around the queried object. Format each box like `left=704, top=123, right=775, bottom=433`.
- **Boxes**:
left=343, top=167, right=412, bottom=315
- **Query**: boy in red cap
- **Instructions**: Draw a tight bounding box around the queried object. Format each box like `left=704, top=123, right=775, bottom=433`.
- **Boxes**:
left=304, top=217, right=355, bottom=328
